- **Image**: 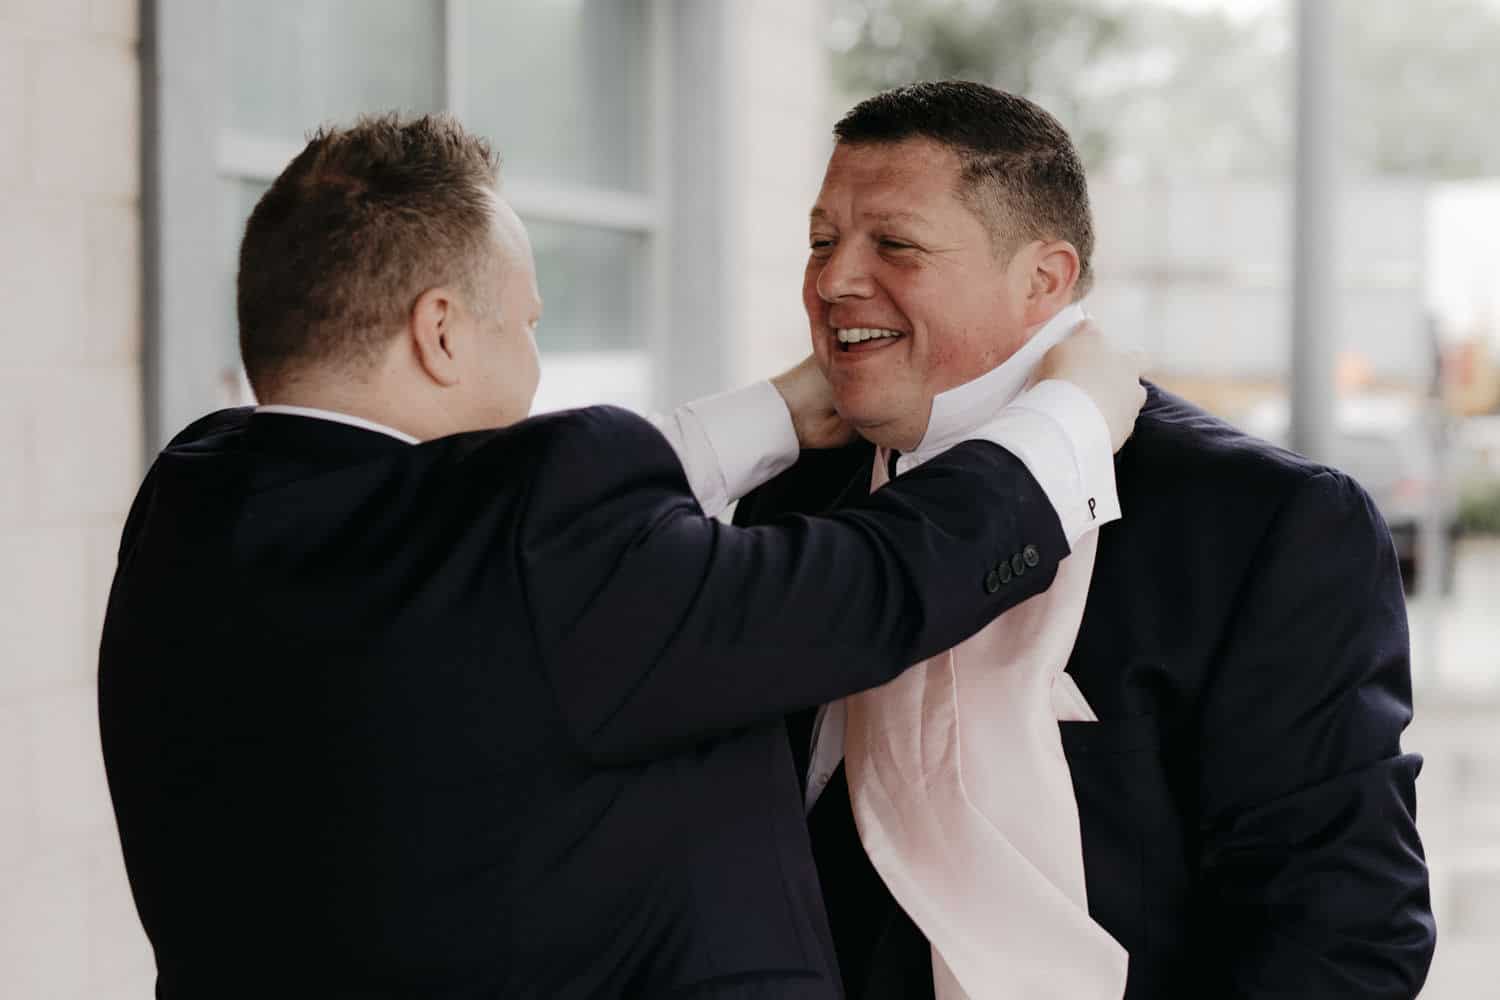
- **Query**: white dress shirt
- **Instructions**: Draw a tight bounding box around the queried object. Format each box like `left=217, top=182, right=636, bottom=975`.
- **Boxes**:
left=811, top=303, right=1131, bottom=1000
left=255, top=404, right=422, bottom=444
left=803, top=302, right=1118, bottom=811
left=257, top=386, right=797, bottom=520
left=260, top=368, right=1112, bottom=527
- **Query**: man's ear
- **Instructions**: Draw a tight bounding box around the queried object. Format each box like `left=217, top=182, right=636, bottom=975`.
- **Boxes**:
left=1021, top=240, right=1081, bottom=326
left=410, top=286, right=462, bottom=387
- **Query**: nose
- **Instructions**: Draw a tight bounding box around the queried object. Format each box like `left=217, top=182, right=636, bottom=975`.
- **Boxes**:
left=815, top=242, right=874, bottom=303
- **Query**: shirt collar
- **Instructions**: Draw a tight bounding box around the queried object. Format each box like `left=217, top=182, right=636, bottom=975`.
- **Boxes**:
left=907, top=302, right=1088, bottom=464
left=253, top=404, right=420, bottom=445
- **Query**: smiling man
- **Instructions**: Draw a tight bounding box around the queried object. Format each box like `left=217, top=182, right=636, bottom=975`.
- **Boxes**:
left=806, top=135, right=1091, bottom=453
left=97, top=112, right=1154, bottom=999
left=737, top=81, right=1434, bottom=999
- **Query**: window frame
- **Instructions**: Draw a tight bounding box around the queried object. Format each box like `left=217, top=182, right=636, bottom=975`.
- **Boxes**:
left=144, top=0, right=725, bottom=451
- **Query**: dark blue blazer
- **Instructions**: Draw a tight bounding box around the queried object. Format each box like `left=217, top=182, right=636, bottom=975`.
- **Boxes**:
left=99, top=405, right=1072, bottom=999
left=734, top=385, right=1436, bottom=999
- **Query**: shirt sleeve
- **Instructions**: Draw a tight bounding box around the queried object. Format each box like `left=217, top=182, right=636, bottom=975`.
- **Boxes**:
left=522, top=408, right=1069, bottom=763
left=648, top=381, right=801, bottom=518
left=965, top=378, right=1121, bottom=544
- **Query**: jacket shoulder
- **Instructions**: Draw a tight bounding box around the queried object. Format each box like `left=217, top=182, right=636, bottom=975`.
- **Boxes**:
left=1127, top=385, right=1382, bottom=528
left=455, top=405, right=687, bottom=496
left=162, top=407, right=254, bottom=452
left=470, top=404, right=672, bottom=460
left=1130, top=385, right=1329, bottom=487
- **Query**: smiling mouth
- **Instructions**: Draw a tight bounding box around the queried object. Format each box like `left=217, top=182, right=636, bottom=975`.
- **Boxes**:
left=835, top=327, right=906, bottom=353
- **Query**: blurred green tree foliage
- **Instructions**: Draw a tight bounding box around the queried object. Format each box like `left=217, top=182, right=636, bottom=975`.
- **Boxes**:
left=827, top=0, right=1500, bottom=180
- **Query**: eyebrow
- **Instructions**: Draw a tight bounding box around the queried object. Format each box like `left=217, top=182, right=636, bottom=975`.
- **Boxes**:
left=809, top=207, right=933, bottom=227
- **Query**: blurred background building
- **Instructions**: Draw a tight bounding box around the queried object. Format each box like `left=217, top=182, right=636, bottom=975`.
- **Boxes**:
left=2, top=0, right=1497, bottom=995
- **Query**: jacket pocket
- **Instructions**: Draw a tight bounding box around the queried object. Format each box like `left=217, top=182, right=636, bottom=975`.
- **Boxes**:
left=1060, top=712, right=1188, bottom=981
left=1059, top=712, right=1160, bottom=756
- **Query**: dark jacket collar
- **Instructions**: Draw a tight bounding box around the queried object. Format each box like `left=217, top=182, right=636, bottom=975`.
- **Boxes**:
left=241, top=410, right=416, bottom=463
left=830, top=446, right=877, bottom=511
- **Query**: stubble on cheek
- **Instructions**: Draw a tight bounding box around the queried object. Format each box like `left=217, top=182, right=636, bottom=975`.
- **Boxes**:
left=922, top=324, right=1012, bottom=397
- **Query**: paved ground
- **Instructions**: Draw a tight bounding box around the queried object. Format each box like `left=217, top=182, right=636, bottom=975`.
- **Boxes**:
left=1404, top=538, right=1500, bottom=997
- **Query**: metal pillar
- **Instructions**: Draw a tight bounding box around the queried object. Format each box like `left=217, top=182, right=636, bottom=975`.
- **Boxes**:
left=1289, top=0, right=1338, bottom=463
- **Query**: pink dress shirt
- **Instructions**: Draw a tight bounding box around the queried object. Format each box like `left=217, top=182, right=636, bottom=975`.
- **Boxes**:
left=819, top=305, right=1131, bottom=999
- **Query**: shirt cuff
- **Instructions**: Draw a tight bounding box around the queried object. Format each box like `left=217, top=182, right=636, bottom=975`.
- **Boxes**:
left=970, top=379, right=1122, bottom=544
left=653, top=381, right=800, bottom=518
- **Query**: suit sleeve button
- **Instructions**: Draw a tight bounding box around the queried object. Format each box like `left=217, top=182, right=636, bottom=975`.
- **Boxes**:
left=1011, top=553, right=1027, bottom=577
left=984, top=569, right=1002, bottom=593
left=1023, top=545, right=1040, bottom=568
left=998, top=562, right=1013, bottom=584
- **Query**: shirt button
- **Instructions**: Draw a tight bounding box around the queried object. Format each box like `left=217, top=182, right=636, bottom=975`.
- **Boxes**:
left=1023, top=544, right=1041, bottom=568
left=1011, top=553, right=1027, bottom=577
left=984, top=569, right=1002, bottom=593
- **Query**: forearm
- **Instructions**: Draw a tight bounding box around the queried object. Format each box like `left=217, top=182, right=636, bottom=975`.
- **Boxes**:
left=525, top=418, right=1069, bottom=763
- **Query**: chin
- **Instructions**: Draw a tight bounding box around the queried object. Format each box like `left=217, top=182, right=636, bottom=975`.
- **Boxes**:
left=832, top=390, right=879, bottom=427
left=838, top=389, right=929, bottom=451
left=836, top=403, right=900, bottom=447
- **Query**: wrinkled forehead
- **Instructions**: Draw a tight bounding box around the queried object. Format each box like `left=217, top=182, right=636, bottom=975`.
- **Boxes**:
left=812, top=138, right=968, bottom=223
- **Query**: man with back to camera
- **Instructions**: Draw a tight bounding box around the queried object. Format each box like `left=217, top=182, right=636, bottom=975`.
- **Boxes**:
left=97, top=112, right=1147, bottom=998
left=735, top=82, right=1435, bottom=998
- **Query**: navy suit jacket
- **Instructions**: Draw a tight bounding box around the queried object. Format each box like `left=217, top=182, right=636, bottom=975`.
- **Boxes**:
left=99, top=405, right=1074, bottom=998
left=734, top=385, right=1436, bottom=999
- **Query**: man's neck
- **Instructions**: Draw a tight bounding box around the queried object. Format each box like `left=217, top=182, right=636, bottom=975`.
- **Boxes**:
left=905, top=302, right=1086, bottom=463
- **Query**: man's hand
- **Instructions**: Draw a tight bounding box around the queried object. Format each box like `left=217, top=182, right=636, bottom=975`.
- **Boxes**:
left=1035, top=320, right=1147, bottom=452
left=770, top=356, right=856, bottom=449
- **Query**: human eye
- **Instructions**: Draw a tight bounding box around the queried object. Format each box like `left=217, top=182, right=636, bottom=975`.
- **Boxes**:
left=878, top=237, right=916, bottom=251
left=809, top=235, right=836, bottom=257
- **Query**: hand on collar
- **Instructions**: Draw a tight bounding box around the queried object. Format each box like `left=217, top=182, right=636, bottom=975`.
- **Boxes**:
left=907, top=302, right=1088, bottom=465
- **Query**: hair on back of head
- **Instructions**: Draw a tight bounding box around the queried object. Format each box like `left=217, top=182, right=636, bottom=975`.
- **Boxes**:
left=834, top=80, right=1094, bottom=296
left=237, top=112, right=502, bottom=397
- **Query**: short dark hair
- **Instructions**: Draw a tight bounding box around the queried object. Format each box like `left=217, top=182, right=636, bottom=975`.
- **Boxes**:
left=834, top=81, right=1095, bottom=296
left=237, top=113, right=501, bottom=396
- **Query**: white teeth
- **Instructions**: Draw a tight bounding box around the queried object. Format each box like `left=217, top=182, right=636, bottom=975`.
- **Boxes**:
left=836, top=327, right=904, bottom=344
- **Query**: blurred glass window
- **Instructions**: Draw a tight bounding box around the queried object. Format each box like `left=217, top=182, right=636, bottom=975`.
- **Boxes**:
left=462, top=0, right=651, bottom=194
left=221, top=0, right=444, bottom=146
left=206, top=0, right=659, bottom=413
left=528, top=220, right=648, bottom=354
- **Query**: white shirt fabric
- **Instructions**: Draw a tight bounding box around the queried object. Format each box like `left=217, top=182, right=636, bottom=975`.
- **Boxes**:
left=803, top=303, right=1117, bottom=810
left=255, top=366, right=1112, bottom=525
left=809, top=304, right=1131, bottom=1000
left=645, top=381, right=801, bottom=518
left=256, top=386, right=798, bottom=520
left=255, top=404, right=422, bottom=444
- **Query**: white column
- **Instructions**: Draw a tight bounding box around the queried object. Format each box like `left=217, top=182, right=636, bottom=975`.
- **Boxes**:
left=1289, top=0, right=1339, bottom=462
left=659, top=0, right=829, bottom=408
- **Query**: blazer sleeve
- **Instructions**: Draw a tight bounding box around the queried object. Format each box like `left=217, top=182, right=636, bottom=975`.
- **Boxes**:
left=518, top=406, right=1070, bottom=762
left=1192, top=470, right=1436, bottom=997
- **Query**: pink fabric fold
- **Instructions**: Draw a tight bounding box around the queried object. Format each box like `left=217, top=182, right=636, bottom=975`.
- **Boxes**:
left=843, top=449, right=1128, bottom=999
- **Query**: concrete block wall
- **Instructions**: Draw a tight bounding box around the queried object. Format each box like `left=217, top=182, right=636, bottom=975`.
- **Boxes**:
left=0, top=0, right=153, bottom=994
left=0, top=6, right=832, bottom=991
